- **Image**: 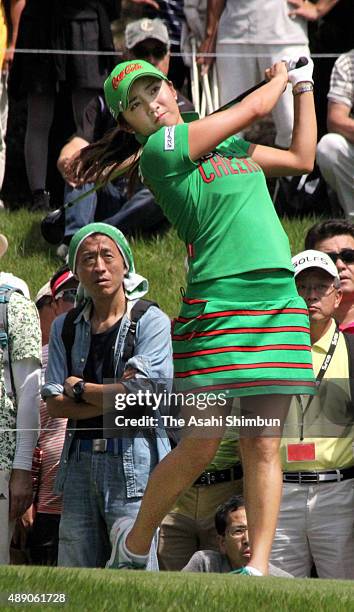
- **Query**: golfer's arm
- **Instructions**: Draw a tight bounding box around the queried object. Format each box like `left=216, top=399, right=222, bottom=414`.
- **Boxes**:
left=188, top=74, right=287, bottom=160
left=249, top=90, right=316, bottom=176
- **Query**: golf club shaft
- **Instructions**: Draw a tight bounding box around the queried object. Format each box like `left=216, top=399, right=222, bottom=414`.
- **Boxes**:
left=211, top=56, right=309, bottom=114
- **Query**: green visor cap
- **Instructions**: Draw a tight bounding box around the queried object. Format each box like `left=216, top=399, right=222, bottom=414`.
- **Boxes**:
left=104, top=59, right=169, bottom=119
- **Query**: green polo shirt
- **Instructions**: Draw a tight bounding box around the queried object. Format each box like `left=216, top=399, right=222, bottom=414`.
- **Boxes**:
left=140, top=122, right=293, bottom=284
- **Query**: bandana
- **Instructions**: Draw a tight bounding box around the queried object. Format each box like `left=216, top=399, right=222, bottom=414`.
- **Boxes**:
left=68, top=223, right=148, bottom=301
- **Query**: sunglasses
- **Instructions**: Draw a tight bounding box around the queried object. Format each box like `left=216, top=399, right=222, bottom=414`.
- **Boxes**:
left=133, top=41, right=168, bottom=61
left=326, top=249, right=354, bottom=265
left=54, top=288, right=77, bottom=303
left=296, top=282, right=337, bottom=297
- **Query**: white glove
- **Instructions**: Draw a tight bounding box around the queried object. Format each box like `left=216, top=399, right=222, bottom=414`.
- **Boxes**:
left=282, top=56, right=314, bottom=86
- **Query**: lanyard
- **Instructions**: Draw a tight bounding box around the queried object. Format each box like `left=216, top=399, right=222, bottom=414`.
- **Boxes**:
left=296, top=327, right=340, bottom=441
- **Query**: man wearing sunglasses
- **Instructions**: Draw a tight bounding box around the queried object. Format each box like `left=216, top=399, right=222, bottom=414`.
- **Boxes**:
left=125, top=18, right=194, bottom=114
left=305, top=219, right=354, bottom=334
left=183, top=495, right=290, bottom=577
left=271, top=249, right=354, bottom=578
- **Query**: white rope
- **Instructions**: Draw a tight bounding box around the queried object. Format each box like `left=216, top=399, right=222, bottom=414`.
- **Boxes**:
left=6, top=47, right=342, bottom=59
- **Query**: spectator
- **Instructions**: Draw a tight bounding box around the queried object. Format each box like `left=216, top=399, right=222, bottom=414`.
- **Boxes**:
left=197, top=0, right=310, bottom=148
left=316, top=50, right=354, bottom=218
left=10, top=0, right=118, bottom=211
left=27, top=267, right=78, bottom=566
left=125, top=18, right=193, bottom=113
left=289, top=0, right=353, bottom=140
left=55, top=17, right=194, bottom=256
left=271, top=249, right=354, bottom=579
left=305, top=219, right=354, bottom=333
left=41, top=223, right=172, bottom=568
left=128, top=0, right=189, bottom=90
left=0, top=233, right=41, bottom=564
left=0, top=0, right=25, bottom=208
left=183, top=495, right=291, bottom=577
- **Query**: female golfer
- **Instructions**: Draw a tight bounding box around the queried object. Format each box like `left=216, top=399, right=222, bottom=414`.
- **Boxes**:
left=74, top=57, right=316, bottom=575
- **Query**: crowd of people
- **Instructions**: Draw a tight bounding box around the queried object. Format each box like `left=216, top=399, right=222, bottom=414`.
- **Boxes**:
left=0, top=1, right=352, bottom=221
left=0, top=0, right=353, bottom=582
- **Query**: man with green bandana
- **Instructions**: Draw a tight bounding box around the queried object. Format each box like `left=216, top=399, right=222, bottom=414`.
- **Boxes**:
left=42, top=223, right=172, bottom=569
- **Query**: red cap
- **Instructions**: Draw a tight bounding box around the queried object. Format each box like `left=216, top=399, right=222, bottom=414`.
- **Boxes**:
left=51, top=270, right=75, bottom=298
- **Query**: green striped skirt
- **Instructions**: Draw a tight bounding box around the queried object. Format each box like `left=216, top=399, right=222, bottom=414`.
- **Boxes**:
left=172, top=270, right=316, bottom=397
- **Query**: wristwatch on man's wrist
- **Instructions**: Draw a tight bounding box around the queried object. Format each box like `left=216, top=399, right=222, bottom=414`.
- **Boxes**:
left=72, top=380, right=86, bottom=403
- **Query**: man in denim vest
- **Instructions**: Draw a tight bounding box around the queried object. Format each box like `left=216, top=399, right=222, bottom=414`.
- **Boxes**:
left=42, top=223, right=172, bottom=568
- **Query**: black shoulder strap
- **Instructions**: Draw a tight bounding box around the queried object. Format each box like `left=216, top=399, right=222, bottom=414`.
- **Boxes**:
left=61, top=305, right=84, bottom=376
left=61, top=300, right=159, bottom=374
left=343, top=331, right=354, bottom=404
left=122, top=299, right=159, bottom=363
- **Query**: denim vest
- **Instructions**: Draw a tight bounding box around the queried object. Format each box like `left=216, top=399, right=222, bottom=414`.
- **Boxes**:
left=42, top=301, right=172, bottom=494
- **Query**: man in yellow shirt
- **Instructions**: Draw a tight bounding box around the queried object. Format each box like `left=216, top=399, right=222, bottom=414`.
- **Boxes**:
left=271, top=249, right=354, bottom=579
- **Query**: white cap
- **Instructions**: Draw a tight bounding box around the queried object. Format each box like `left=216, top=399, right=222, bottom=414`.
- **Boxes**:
left=0, top=272, right=30, bottom=299
left=35, top=281, right=52, bottom=306
left=125, top=18, right=170, bottom=50
left=292, top=249, right=340, bottom=280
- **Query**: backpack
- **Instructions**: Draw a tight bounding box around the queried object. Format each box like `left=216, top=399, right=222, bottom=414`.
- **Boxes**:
left=61, top=299, right=158, bottom=376
left=0, top=284, right=25, bottom=399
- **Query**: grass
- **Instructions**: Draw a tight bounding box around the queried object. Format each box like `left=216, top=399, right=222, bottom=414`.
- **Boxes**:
left=0, top=566, right=354, bottom=612
left=0, top=208, right=322, bottom=317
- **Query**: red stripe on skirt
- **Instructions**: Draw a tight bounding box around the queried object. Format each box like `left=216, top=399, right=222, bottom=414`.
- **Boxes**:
left=176, top=307, right=308, bottom=323
left=173, top=326, right=311, bottom=340
left=184, top=380, right=317, bottom=392
left=175, top=362, right=314, bottom=377
left=173, top=344, right=312, bottom=358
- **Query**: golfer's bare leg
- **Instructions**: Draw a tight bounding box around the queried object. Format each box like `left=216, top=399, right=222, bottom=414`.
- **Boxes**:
left=239, top=394, right=290, bottom=575
left=126, top=435, right=224, bottom=555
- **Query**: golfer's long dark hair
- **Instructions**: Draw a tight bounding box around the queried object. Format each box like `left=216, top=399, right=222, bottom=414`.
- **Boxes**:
left=71, top=122, right=142, bottom=188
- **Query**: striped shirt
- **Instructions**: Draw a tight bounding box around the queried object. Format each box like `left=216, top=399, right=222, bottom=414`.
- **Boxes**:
left=37, top=344, right=67, bottom=514
left=145, top=0, right=184, bottom=49
left=328, top=50, right=354, bottom=111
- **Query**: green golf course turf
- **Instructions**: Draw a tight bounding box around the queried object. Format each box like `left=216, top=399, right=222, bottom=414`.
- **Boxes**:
left=0, top=566, right=354, bottom=612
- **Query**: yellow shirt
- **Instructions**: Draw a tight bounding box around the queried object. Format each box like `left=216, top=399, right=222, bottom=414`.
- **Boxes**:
left=281, top=319, right=354, bottom=470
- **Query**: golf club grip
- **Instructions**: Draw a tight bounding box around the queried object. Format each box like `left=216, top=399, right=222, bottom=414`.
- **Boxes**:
left=211, top=56, right=309, bottom=114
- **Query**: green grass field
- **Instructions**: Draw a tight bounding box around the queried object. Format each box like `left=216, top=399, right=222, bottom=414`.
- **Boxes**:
left=0, top=209, right=322, bottom=317
left=0, top=566, right=353, bottom=612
